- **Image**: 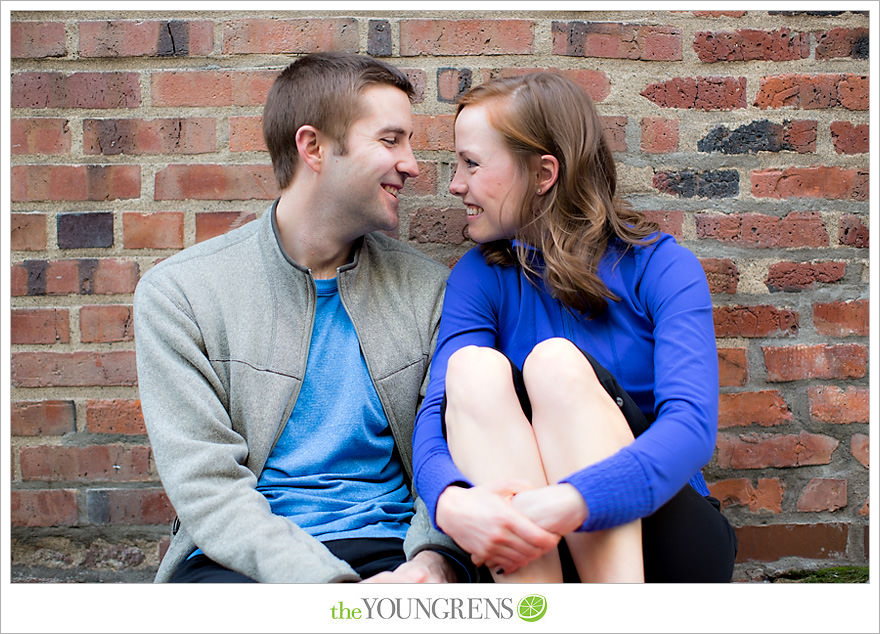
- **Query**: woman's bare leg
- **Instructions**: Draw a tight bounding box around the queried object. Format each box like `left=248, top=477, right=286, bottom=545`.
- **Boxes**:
left=444, top=345, right=563, bottom=582
left=521, top=338, right=644, bottom=583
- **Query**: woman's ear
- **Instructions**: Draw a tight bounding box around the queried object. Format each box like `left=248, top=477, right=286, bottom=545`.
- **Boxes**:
left=295, top=125, right=325, bottom=173
left=536, top=154, right=559, bottom=195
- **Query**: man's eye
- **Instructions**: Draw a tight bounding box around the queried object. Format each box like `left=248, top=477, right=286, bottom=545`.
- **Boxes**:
left=381, top=138, right=398, bottom=146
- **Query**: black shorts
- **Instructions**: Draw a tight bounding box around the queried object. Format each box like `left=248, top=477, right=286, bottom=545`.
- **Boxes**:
left=440, top=346, right=737, bottom=583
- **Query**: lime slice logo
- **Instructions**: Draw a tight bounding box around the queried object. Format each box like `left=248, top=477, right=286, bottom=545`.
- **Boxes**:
left=517, top=594, right=547, bottom=622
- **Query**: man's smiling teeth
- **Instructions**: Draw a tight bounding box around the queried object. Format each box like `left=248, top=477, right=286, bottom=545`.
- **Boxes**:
left=381, top=185, right=398, bottom=197
left=466, top=205, right=483, bottom=216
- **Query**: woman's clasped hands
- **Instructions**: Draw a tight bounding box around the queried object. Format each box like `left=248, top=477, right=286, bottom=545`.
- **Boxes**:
left=435, top=481, right=588, bottom=575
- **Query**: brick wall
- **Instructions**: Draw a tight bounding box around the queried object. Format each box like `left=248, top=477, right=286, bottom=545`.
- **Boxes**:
left=8, top=9, right=870, bottom=582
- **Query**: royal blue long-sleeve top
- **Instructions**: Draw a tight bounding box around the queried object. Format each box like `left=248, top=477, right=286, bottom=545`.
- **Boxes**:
left=412, top=233, right=718, bottom=532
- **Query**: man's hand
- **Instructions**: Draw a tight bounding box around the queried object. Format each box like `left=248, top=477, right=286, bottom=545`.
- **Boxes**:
left=435, top=483, right=560, bottom=574
left=359, top=550, right=456, bottom=583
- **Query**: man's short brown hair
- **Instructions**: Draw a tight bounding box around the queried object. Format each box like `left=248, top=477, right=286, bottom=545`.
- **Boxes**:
left=262, top=52, right=415, bottom=190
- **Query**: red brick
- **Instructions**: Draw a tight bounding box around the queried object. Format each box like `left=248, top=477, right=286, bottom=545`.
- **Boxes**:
left=155, top=164, right=277, bottom=201
left=838, top=74, right=868, bottom=110
left=150, top=70, right=276, bottom=107
left=400, top=20, right=534, bottom=56
left=718, top=348, right=748, bottom=386
left=765, top=261, right=846, bottom=291
left=763, top=344, right=866, bottom=382
left=808, top=386, right=869, bottom=424
left=11, top=21, right=67, bottom=58
left=718, top=390, right=792, bottom=428
left=11, top=308, right=70, bottom=345
left=222, top=18, right=358, bottom=54
left=751, top=166, right=867, bottom=201
left=11, top=400, right=76, bottom=436
left=830, top=121, right=868, bottom=154
left=11, top=351, right=137, bottom=388
left=552, top=22, right=681, bottom=61
left=83, top=118, right=216, bottom=155
left=709, top=478, right=783, bottom=513
left=20, top=444, right=152, bottom=482
left=816, top=27, right=869, bottom=59
left=734, top=523, right=848, bottom=562
left=195, top=211, right=258, bottom=243
left=813, top=299, right=868, bottom=337
left=859, top=499, right=869, bottom=518
left=782, top=120, right=818, bottom=153
left=406, top=162, right=439, bottom=197
left=122, top=213, right=184, bottom=249
left=438, top=68, right=471, bottom=104
left=11, top=214, right=47, bottom=251
left=229, top=116, right=265, bottom=152
left=696, top=212, right=828, bottom=248
left=797, top=478, right=847, bottom=512
left=754, top=73, right=868, bottom=111
left=86, top=488, right=175, bottom=525
left=11, top=264, right=28, bottom=296
left=640, top=76, right=746, bottom=110
left=11, top=118, right=71, bottom=154
left=838, top=214, right=868, bottom=248
left=11, top=490, right=78, bottom=527
left=641, top=117, right=678, bottom=153
left=694, top=28, right=809, bottom=62
left=409, top=208, right=468, bottom=245
left=86, top=399, right=146, bottom=435
left=715, top=431, right=839, bottom=469
left=601, top=116, right=627, bottom=153
left=700, top=258, right=738, bottom=294
left=412, top=115, right=455, bottom=152
left=641, top=211, right=683, bottom=239
left=12, top=71, right=141, bottom=108
left=713, top=305, right=798, bottom=338
left=80, top=305, right=134, bottom=343
left=480, top=68, right=611, bottom=103
left=91, top=259, right=140, bottom=295
left=850, top=434, right=868, bottom=469
left=45, top=260, right=80, bottom=295
left=79, top=20, right=213, bottom=57
left=11, top=165, right=140, bottom=202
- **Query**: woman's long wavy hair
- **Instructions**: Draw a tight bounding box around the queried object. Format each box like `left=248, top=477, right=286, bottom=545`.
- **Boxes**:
left=456, top=73, right=658, bottom=316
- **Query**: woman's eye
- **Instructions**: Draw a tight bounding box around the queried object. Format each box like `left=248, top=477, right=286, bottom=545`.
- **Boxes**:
left=465, top=159, right=478, bottom=168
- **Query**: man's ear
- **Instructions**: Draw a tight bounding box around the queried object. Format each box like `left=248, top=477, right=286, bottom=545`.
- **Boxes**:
left=295, top=125, right=325, bottom=173
left=536, top=154, right=559, bottom=194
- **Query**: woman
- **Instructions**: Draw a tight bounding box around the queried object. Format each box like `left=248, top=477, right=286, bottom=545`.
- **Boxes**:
left=412, top=73, right=737, bottom=583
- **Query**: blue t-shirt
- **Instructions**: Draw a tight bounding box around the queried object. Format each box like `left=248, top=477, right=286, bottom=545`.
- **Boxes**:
left=413, top=234, right=718, bottom=533
left=256, top=276, right=413, bottom=541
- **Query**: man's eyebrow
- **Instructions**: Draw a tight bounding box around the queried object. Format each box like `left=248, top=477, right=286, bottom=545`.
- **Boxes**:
left=378, top=126, right=410, bottom=137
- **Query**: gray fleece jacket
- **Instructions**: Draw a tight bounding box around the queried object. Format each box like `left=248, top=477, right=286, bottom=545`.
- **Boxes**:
left=134, top=201, right=462, bottom=583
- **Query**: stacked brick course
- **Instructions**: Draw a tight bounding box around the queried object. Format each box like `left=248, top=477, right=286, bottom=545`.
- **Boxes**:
left=9, top=9, right=870, bottom=582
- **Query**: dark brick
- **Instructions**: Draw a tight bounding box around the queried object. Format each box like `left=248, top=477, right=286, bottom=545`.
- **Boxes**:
left=735, top=523, right=849, bottom=562
left=57, top=213, right=114, bottom=249
left=367, top=20, right=392, bottom=57
left=653, top=169, right=738, bottom=198
left=838, top=214, right=868, bottom=248
left=157, top=21, right=190, bottom=56
left=698, top=119, right=815, bottom=154
left=23, top=260, right=48, bottom=295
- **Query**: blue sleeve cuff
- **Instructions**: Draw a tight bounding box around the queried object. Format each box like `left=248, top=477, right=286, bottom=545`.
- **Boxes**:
left=559, top=449, right=654, bottom=532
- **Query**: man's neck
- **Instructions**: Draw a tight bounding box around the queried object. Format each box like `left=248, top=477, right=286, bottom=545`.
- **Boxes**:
left=274, top=188, right=357, bottom=279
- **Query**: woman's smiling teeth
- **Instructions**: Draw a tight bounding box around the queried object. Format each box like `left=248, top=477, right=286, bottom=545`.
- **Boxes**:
left=466, top=205, right=483, bottom=217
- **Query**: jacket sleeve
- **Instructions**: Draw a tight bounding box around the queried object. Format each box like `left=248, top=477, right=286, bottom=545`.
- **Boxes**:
left=134, top=273, right=360, bottom=583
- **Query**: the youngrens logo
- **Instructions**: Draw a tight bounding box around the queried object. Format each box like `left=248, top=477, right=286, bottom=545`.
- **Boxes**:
left=329, top=594, right=547, bottom=622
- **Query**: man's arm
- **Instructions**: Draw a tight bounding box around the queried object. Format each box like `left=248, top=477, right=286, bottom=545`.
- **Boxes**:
left=134, top=274, right=360, bottom=583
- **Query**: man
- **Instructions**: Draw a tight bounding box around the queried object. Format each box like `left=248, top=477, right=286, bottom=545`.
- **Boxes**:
left=134, top=53, right=469, bottom=583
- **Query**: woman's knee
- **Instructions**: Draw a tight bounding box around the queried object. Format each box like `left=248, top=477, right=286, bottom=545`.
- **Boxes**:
left=445, top=346, right=512, bottom=406
left=522, top=338, right=598, bottom=398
